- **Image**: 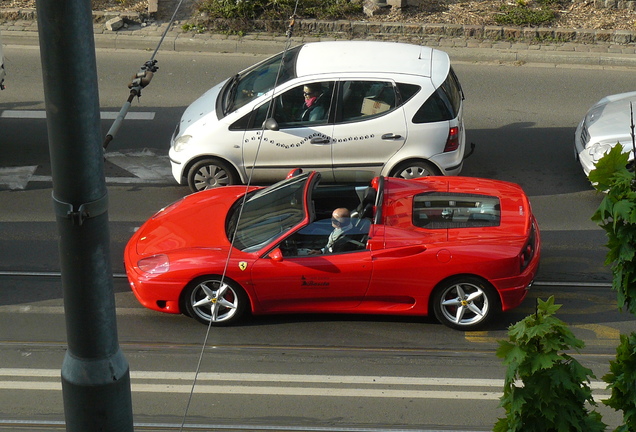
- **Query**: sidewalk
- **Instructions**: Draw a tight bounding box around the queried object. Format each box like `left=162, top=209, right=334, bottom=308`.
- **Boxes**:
left=2, top=10, right=636, bottom=68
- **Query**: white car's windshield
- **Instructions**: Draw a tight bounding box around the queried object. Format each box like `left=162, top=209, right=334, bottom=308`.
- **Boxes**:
left=225, top=172, right=312, bottom=252
left=223, top=45, right=301, bottom=114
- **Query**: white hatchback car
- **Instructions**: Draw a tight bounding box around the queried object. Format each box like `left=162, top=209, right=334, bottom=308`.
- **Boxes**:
left=575, top=91, right=636, bottom=177
left=170, top=41, right=467, bottom=192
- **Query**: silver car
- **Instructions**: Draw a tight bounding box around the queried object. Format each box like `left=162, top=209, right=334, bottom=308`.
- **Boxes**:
left=575, top=91, right=636, bottom=177
left=169, top=41, right=467, bottom=192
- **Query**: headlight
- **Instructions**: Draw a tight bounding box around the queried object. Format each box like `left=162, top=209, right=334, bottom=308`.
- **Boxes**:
left=584, top=105, right=604, bottom=127
left=137, top=254, right=170, bottom=274
left=588, top=142, right=613, bottom=162
left=172, top=135, right=192, bottom=152
left=152, top=197, right=185, bottom=219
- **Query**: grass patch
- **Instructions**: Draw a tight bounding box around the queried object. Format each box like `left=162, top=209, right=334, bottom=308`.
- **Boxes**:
left=495, top=4, right=558, bottom=27
left=195, top=0, right=363, bottom=21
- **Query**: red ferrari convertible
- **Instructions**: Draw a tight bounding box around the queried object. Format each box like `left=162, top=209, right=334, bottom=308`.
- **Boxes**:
left=124, top=171, right=540, bottom=330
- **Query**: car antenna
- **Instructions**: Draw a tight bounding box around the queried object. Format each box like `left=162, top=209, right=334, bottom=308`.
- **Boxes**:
left=631, top=102, right=636, bottom=188
left=102, top=0, right=187, bottom=150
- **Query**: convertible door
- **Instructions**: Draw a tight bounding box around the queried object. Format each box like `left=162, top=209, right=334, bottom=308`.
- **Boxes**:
left=249, top=251, right=372, bottom=313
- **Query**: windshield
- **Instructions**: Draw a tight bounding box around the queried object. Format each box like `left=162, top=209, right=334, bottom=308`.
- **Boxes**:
left=226, top=172, right=312, bottom=252
left=223, top=45, right=301, bottom=114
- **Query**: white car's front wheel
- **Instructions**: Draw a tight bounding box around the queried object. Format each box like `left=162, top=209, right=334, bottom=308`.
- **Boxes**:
left=187, top=158, right=238, bottom=192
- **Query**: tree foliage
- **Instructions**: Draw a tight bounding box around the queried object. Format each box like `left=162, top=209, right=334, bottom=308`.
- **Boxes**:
left=589, top=142, right=636, bottom=431
left=603, top=333, right=636, bottom=432
left=590, top=144, right=636, bottom=315
left=494, top=296, right=605, bottom=432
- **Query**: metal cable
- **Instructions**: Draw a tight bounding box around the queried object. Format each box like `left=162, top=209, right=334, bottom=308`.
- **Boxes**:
left=179, top=1, right=303, bottom=431
left=103, top=0, right=185, bottom=149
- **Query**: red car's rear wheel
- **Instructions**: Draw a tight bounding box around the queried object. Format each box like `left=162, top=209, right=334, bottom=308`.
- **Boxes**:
left=432, top=276, right=499, bottom=330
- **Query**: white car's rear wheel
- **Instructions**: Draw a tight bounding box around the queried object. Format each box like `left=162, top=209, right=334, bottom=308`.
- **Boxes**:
left=391, top=160, right=441, bottom=179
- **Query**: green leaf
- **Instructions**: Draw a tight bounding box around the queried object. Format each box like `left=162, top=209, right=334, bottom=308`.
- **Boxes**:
left=612, top=199, right=636, bottom=227
left=589, top=143, right=631, bottom=190
left=537, top=295, right=561, bottom=315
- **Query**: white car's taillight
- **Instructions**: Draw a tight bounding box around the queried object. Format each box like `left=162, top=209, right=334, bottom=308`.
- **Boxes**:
left=138, top=254, right=170, bottom=274
left=443, top=126, right=459, bottom=152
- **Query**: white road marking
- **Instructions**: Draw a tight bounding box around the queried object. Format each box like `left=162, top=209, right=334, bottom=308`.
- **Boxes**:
left=27, top=175, right=171, bottom=184
left=1, top=110, right=155, bottom=120
left=0, top=149, right=173, bottom=189
left=0, top=165, right=37, bottom=190
left=105, top=150, right=172, bottom=180
left=0, top=368, right=610, bottom=401
left=0, top=304, right=148, bottom=315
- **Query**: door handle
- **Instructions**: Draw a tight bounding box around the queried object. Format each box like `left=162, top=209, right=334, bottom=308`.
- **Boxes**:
left=310, top=137, right=331, bottom=144
left=381, top=133, right=402, bottom=140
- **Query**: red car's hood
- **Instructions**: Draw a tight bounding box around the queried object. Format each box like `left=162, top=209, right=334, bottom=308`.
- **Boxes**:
left=133, top=186, right=255, bottom=256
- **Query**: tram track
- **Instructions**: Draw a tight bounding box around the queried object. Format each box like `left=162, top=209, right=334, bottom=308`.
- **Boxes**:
left=0, top=270, right=624, bottom=430
left=0, top=269, right=613, bottom=288
left=0, top=419, right=490, bottom=431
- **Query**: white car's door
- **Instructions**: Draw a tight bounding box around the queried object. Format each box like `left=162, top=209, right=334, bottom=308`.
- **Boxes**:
left=242, top=81, right=336, bottom=183
left=331, top=80, right=408, bottom=183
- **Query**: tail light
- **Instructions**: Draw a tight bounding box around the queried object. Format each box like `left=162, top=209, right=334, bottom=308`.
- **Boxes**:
left=519, top=222, right=537, bottom=271
left=443, top=126, right=459, bottom=152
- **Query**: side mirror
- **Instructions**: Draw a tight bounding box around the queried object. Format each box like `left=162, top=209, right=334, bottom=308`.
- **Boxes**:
left=263, top=117, right=279, bottom=131
left=286, top=168, right=303, bottom=179
left=269, top=248, right=283, bottom=262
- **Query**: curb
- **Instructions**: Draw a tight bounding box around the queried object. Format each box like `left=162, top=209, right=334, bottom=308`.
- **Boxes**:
left=1, top=9, right=636, bottom=68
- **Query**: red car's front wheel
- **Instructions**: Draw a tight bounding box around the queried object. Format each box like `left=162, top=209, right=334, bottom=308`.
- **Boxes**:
left=181, top=276, right=248, bottom=326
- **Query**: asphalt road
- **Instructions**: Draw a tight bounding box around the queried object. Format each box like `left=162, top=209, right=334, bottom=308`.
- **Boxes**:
left=0, top=45, right=635, bottom=430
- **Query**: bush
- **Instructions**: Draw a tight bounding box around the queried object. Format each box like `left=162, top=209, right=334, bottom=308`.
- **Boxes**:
left=195, top=0, right=363, bottom=21
left=495, top=4, right=557, bottom=26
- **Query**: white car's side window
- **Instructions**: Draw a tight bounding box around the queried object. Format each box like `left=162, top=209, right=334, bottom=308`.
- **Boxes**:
left=338, top=81, right=397, bottom=122
left=252, top=81, right=335, bottom=129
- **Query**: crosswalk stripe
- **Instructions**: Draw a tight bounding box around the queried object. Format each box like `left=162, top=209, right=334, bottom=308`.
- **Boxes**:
left=0, top=165, right=37, bottom=190
left=0, top=150, right=173, bottom=190
left=1, top=110, right=155, bottom=120
left=105, top=151, right=172, bottom=180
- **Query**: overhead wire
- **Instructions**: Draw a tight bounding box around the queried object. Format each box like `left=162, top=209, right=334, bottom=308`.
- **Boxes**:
left=178, top=1, right=303, bottom=431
